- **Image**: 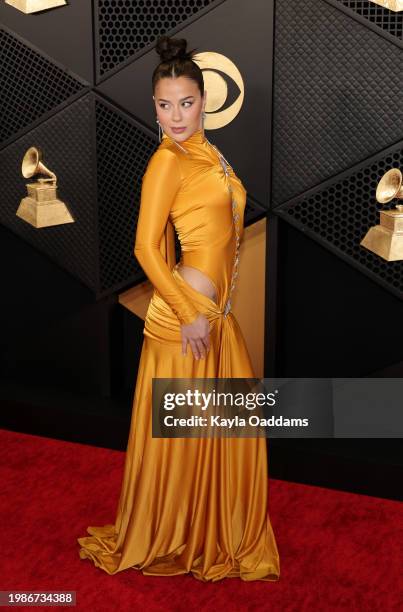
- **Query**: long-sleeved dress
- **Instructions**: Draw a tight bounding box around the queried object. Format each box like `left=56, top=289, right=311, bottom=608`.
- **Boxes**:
left=77, top=127, right=280, bottom=582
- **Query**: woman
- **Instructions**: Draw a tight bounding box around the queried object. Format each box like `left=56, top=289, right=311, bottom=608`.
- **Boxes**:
left=77, top=35, right=280, bottom=583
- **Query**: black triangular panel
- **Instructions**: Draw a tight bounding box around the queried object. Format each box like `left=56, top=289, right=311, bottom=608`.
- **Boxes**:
left=272, top=0, right=403, bottom=206
left=0, top=27, right=89, bottom=148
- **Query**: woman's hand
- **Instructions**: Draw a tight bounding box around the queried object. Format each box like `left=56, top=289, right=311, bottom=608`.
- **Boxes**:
left=181, top=313, right=211, bottom=360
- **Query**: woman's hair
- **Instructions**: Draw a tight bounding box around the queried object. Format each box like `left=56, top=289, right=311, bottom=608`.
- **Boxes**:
left=152, top=35, right=204, bottom=97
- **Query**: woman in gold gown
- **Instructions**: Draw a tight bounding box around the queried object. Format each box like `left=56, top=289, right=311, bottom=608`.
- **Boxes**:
left=77, top=35, right=280, bottom=583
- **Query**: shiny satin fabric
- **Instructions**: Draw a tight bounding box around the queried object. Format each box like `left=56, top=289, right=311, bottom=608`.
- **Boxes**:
left=77, top=129, right=280, bottom=582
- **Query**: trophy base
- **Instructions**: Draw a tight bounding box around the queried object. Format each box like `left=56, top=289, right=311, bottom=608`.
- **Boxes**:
left=360, top=225, right=403, bottom=261
left=16, top=196, right=74, bottom=228
left=5, top=0, right=67, bottom=14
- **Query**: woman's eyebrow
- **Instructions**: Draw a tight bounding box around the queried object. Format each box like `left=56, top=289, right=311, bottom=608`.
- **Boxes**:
left=157, top=96, right=195, bottom=102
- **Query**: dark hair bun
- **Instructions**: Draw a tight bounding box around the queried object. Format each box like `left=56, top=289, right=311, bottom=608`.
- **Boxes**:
left=156, top=35, right=193, bottom=63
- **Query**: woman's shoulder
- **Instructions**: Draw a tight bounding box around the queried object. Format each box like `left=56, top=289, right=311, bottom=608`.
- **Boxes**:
left=143, top=141, right=184, bottom=182
left=148, top=140, right=183, bottom=165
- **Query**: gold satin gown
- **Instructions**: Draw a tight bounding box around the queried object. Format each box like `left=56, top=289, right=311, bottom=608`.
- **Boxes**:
left=77, top=128, right=280, bottom=582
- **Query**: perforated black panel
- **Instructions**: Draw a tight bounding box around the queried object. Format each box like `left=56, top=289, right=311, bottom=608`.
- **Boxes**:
left=95, top=99, right=157, bottom=293
left=338, top=1, right=403, bottom=40
left=0, top=28, right=86, bottom=148
left=96, top=0, right=218, bottom=78
left=276, top=143, right=403, bottom=298
left=272, top=0, right=403, bottom=206
left=0, top=95, right=97, bottom=290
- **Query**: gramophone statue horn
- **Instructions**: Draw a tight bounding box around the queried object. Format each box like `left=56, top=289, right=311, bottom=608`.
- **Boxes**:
left=360, top=168, right=403, bottom=261
left=22, top=146, right=57, bottom=184
left=16, top=146, right=74, bottom=228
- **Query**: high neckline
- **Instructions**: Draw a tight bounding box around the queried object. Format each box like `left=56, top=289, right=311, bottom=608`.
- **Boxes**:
left=162, top=127, right=207, bottom=146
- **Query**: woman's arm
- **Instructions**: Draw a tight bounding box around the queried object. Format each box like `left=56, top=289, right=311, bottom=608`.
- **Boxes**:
left=134, top=147, right=200, bottom=326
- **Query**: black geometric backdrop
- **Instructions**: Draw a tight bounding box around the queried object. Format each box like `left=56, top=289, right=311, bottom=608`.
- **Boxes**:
left=0, top=0, right=402, bottom=301
left=277, top=141, right=403, bottom=298
left=272, top=0, right=403, bottom=299
left=0, top=95, right=97, bottom=291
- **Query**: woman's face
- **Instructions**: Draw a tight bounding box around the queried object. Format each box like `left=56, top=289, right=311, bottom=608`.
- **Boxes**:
left=153, top=75, right=206, bottom=143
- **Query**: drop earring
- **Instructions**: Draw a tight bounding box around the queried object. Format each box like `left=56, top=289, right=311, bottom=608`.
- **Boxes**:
left=201, top=110, right=206, bottom=132
left=156, top=117, right=163, bottom=142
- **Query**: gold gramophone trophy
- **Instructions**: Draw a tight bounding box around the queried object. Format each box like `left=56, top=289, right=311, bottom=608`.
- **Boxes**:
left=360, top=168, right=403, bottom=261
left=16, top=146, right=74, bottom=228
left=5, top=0, right=66, bottom=14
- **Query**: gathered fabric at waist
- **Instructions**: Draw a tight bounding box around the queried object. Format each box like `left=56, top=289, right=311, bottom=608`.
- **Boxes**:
left=143, top=265, right=254, bottom=378
left=144, top=266, right=233, bottom=345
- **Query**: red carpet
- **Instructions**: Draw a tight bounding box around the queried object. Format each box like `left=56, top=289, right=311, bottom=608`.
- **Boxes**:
left=0, top=428, right=401, bottom=611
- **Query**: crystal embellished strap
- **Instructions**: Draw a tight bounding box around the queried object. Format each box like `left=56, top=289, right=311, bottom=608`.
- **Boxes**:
left=205, top=140, right=241, bottom=318
left=225, top=194, right=240, bottom=317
